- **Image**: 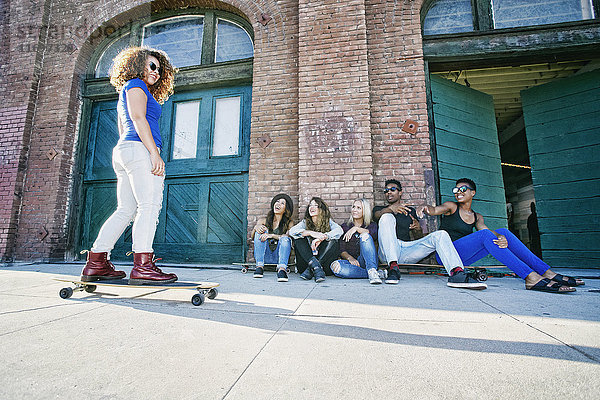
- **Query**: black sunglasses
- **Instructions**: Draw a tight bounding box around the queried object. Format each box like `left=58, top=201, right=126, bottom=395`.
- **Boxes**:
left=383, top=187, right=401, bottom=193
left=452, top=185, right=473, bottom=194
left=149, top=61, right=161, bottom=74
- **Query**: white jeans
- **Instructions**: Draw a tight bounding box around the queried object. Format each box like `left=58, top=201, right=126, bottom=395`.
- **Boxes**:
left=377, top=213, right=463, bottom=274
left=91, top=141, right=164, bottom=255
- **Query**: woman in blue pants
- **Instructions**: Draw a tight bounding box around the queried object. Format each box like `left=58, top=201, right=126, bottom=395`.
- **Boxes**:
left=417, top=178, right=584, bottom=293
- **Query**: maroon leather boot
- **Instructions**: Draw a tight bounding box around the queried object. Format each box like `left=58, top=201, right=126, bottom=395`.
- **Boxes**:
left=129, top=252, right=178, bottom=285
left=80, top=251, right=126, bottom=282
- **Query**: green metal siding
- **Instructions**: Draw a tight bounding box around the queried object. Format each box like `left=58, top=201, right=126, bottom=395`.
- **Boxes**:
left=521, top=69, right=600, bottom=267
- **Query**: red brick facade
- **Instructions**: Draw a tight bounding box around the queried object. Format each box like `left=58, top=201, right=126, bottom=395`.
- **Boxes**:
left=1, top=0, right=430, bottom=262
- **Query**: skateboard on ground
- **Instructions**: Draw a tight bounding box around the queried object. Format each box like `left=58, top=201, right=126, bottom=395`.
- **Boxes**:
left=233, top=263, right=295, bottom=274
left=55, top=278, right=219, bottom=306
left=386, top=263, right=514, bottom=281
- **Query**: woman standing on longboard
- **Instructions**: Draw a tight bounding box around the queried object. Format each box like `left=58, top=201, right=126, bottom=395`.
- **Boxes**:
left=81, top=47, right=178, bottom=285
left=417, top=178, right=584, bottom=293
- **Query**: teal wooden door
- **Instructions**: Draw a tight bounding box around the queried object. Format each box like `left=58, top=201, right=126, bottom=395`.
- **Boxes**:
left=521, top=70, right=600, bottom=268
left=431, top=75, right=507, bottom=227
left=81, top=85, right=251, bottom=263
left=430, top=75, right=506, bottom=265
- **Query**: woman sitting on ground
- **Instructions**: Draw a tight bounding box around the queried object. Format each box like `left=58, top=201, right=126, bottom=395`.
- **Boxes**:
left=417, top=178, right=584, bottom=293
left=289, top=197, right=343, bottom=283
left=330, top=198, right=383, bottom=284
left=251, top=194, right=294, bottom=282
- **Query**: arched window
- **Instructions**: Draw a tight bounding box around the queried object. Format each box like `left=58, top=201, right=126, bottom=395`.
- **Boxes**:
left=143, top=16, right=204, bottom=68
left=215, top=19, right=254, bottom=63
left=93, top=12, right=253, bottom=77
left=94, top=33, right=130, bottom=78
left=423, top=0, right=473, bottom=35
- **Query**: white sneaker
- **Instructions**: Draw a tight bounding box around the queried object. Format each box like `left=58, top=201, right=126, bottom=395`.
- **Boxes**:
left=378, top=269, right=388, bottom=280
left=368, top=268, right=382, bottom=284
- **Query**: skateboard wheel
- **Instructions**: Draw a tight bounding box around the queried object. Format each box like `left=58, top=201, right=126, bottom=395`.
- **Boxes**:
left=207, top=288, right=218, bottom=300
left=241, top=267, right=248, bottom=274
left=475, top=269, right=488, bottom=282
left=192, top=293, right=205, bottom=306
left=84, top=285, right=97, bottom=293
left=286, top=267, right=290, bottom=274
left=59, top=287, right=73, bottom=299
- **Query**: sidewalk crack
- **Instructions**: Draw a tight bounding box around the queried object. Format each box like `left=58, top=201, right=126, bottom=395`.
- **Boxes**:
left=221, top=285, right=318, bottom=399
left=468, top=292, right=600, bottom=364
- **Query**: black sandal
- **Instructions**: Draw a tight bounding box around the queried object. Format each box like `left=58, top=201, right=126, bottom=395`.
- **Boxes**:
left=526, top=278, right=576, bottom=293
left=552, top=273, right=584, bottom=287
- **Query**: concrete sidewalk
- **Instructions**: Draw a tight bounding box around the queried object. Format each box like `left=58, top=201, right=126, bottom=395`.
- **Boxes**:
left=1, top=263, right=599, bottom=400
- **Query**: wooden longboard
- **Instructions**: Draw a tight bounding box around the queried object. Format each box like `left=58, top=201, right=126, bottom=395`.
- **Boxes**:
left=54, top=278, right=219, bottom=306
left=233, top=263, right=295, bottom=274
left=385, top=264, right=514, bottom=281
left=233, top=261, right=512, bottom=280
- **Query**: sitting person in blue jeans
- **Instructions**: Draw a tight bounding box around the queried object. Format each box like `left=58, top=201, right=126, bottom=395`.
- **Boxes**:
left=251, top=194, right=294, bottom=282
left=417, top=178, right=584, bottom=293
left=330, top=198, right=383, bottom=284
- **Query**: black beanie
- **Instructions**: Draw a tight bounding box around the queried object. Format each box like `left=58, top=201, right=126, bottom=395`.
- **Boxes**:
left=271, top=193, right=293, bottom=215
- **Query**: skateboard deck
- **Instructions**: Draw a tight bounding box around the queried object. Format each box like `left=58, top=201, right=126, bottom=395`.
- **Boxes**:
left=54, top=278, right=219, bottom=306
left=234, top=261, right=511, bottom=281
left=383, top=264, right=514, bottom=281
left=233, top=263, right=295, bottom=274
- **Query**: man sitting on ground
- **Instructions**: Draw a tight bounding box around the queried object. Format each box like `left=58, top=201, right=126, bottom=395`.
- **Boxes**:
left=373, top=179, right=485, bottom=289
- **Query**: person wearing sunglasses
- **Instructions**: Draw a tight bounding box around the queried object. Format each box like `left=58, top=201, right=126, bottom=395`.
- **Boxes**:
left=80, top=47, right=179, bottom=285
left=416, top=178, right=583, bottom=293
left=373, top=179, right=485, bottom=289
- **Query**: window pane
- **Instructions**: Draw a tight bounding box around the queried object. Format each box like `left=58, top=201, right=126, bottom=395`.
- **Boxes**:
left=215, top=19, right=254, bottom=63
left=423, top=0, right=473, bottom=35
left=212, top=96, right=241, bottom=157
left=172, top=101, right=200, bottom=160
left=95, top=33, right=130, bottom=78
left=492, top=0, right=595, bottom=29
left=143, top=16, right=204, bottom=68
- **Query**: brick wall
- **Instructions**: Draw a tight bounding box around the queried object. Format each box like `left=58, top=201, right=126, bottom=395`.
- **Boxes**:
left=0, top=0, right=51, bottom=261
left=10, top=1, right=152, bottom=261
left=245, top=0, right=300, bottom=260
left=297, top=0, right=374, bottom=222
left=4, top=0, right=300, bottom=261
left=1, top=0, right=435, bottom=262
left=366, top=0, right=431, bottom=209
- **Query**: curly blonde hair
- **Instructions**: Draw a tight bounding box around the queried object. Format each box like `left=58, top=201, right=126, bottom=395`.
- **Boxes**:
left=109, top=47, right=177, bottom=104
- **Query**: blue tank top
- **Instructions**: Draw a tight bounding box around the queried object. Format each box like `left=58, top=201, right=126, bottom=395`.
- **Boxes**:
left=118, top=78, right=162, bottom=148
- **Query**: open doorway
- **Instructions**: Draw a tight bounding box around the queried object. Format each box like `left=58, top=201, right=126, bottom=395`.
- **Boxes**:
left=430, top=59, right=600, bottom=266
